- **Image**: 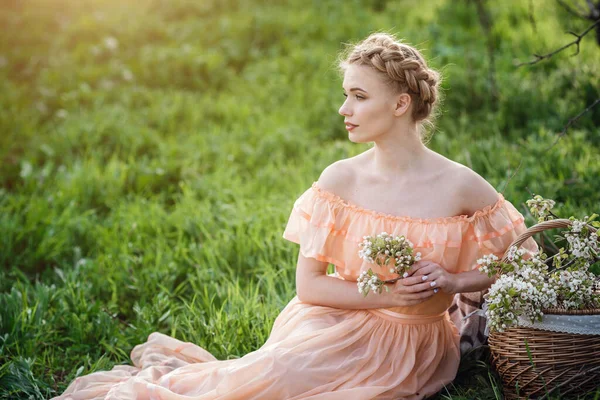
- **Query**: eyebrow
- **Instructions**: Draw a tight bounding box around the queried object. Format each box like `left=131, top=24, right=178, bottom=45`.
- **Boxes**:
left=343, top=87, right=368, bottom=93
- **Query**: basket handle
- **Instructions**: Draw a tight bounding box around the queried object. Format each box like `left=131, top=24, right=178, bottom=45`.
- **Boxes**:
left=500, top=219, right=597, bottom=263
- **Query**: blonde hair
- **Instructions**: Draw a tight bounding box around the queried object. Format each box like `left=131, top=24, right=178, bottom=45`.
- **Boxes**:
left=338, top=32, right=442, bottom=140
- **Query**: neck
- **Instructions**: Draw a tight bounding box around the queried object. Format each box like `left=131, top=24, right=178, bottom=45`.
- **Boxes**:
left=368, top=123, right=429, bottom=182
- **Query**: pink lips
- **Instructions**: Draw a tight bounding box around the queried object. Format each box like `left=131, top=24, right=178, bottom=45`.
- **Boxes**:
left=345, top=122, right=358, bottom=131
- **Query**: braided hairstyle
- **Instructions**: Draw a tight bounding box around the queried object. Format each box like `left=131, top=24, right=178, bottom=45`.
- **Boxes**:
left=338, top=32, right=442, bottom=138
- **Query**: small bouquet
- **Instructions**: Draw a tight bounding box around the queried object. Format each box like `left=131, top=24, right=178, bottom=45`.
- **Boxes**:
left=356, top=232, right=421, bottom=296
left=478, top=195, right=600, bottom=332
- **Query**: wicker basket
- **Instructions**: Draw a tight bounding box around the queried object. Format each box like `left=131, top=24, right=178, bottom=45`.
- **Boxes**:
left=487, top=219, right=600, bottom=399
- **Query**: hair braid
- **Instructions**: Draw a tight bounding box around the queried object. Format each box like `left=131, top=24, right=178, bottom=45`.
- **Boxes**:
left=338, top=32, right=442, bottom=131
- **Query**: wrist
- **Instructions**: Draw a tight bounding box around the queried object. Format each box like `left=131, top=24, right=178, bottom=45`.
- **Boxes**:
left=451, top=269, right=495, bottom=294
left=448, top=273, right=462, bottom=294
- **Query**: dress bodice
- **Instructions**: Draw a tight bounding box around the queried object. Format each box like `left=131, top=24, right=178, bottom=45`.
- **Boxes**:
left=282, top=182, right=538, bottom=315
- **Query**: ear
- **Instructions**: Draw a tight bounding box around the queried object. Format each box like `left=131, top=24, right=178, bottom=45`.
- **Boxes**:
left=393, top=93, right=411, bottom=117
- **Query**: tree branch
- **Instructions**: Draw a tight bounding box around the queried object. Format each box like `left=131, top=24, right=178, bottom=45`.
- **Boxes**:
left=543, top=97, right=600, bottom=151
left=515, top=19, right=600, bottom=67
left=587, top=0, right=600, bottom=19
left=499, top=155, right=522, bottom=195
left=556, top=0, right=590, bottom=19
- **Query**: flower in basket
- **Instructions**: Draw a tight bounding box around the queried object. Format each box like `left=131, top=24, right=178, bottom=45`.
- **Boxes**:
left=356, top=232, right=421, bottom=296
left=526, top=195, right=556, bottom=223
left=479, top=195, right=600, bottom=333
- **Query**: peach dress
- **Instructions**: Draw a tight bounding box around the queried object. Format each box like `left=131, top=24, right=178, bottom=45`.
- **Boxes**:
left=53, top=182, right=537, bottom=400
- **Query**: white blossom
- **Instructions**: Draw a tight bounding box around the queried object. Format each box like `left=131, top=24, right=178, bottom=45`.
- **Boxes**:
left=526, top=195, right=556, bottom=222
left=484, top=198, right=600, bottom=332
left=104, top=36, right=119, bottom=51
left=357, top=232, right=420, bottom=296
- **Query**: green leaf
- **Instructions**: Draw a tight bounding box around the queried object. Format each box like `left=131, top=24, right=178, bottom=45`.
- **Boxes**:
left=523, top=339, right=535, bottom=367
left=590, top=262, right=600, bottom=276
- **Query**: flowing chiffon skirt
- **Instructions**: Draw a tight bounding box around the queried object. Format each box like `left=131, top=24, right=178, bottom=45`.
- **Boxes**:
left=53, top=296, right=460, bottom=400
left=51, top=179, right=542, bottom=399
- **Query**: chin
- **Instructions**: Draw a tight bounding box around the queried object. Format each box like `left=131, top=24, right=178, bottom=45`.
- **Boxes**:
left=348, top=131, right=373, bottom=144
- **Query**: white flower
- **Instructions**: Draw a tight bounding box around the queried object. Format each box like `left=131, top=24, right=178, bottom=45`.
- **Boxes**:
left=526, top=195, right=556, bottom=222
left=104, top=36, right=119, bottom=51
left=122, top=69, right=134, bottom=81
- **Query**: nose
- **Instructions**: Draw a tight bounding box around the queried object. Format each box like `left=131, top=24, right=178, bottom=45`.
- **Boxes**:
left=338, top=100, right=352, bottom=117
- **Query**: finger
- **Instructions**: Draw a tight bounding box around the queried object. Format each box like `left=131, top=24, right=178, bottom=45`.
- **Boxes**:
left=403, top=260, right=427, bottom=276
left=394, top=281, right=424, bottom=293
left=431, top=275, right=448, bottom=290
left=420, top=270, right=443, bottom=283
left=406, top=261, right=437, bottom=276
left=421, top=272, right=446, bottom=290
left=411, top=264, right=439, bottom=277
left=404, top=281, right=436, bottom=293
left=406, top=269, right=439, bottom=290
left=396, top=275, right=428, bottom=286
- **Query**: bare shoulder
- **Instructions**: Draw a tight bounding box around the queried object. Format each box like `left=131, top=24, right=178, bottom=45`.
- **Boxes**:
left=316, top=159, right=356, bottom=196
left=430, top=152, right=500, bottom=215
left=454, top=166, right=501, bottom=215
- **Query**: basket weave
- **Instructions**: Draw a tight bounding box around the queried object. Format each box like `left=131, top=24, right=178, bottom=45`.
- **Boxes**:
left=487, top=219, right=600, bottom=399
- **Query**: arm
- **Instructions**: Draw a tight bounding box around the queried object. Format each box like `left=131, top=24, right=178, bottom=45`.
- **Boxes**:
left=404, top=167, right=503, bottom=294
left=404, top=260, right=497, bottom=295
left=295, top=252, right=436, bottom=309
left=451, top=269, right=496, bottom=294
left=294, top=164, right=435, bottom=309
left=452, top=166, right=503, bottom=293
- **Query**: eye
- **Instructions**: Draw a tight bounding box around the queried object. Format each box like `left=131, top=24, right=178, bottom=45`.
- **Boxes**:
left=342, top=93, right=365, bottom=100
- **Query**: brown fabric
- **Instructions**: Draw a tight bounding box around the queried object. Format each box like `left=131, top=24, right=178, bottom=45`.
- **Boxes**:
left=448, top=290, right=488, bottom=355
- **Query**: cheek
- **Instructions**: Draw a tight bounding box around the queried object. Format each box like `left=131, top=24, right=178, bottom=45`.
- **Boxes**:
left=359, top=102, right=380, bottom=120
left=361, top=101, right=391, bottom=125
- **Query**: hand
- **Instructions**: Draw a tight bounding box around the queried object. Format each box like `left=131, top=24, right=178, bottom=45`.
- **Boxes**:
left=389, top=274, right=437, bottom=307
left=403, top=260, right=459, bottom=295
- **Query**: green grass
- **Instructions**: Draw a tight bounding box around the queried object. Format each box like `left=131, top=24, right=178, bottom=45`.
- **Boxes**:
left=1, top=0, right=599, bottom=398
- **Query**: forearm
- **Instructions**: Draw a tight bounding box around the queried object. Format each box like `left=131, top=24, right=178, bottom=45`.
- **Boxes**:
left=297, top=275, right=398, bottom=309
left=453, top=268, right=496, bottom=293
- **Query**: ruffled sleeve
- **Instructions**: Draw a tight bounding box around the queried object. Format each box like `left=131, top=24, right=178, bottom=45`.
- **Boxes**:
left=282, top=186, right=346, bottom=267
left=457, top=195, right=539, bottom=273
left=282, top=184, right=540, bottom=280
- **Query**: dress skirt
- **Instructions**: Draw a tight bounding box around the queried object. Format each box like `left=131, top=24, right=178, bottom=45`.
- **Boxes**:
left=53, top=296, right=460, bottom=400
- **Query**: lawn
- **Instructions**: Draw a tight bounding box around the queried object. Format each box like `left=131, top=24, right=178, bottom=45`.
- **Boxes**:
left=1, top=0, right=599, bottom=398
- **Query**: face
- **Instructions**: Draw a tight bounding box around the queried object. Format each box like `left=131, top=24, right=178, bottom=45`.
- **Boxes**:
left=339, top=64, right=410, bottom=143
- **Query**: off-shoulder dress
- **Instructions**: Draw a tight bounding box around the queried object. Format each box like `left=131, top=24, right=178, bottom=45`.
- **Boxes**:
left=52, top=182, right=537, bottom=400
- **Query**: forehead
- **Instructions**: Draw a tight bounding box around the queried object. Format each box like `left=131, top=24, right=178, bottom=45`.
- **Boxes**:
left=341, top=64, right=385, bottom=91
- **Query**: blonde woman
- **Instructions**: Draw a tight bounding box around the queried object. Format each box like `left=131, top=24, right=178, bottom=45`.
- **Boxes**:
left=53, top=32, right=537, bottom=400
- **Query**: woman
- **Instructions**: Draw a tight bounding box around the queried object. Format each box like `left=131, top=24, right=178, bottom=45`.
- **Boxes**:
left=53, top=32, right=537, bottom=400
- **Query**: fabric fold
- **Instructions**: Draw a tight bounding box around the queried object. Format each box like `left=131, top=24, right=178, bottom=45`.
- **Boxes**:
left=52, top=182, right=540, bottom=400
left=282, top=182, right=538, bottom=279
